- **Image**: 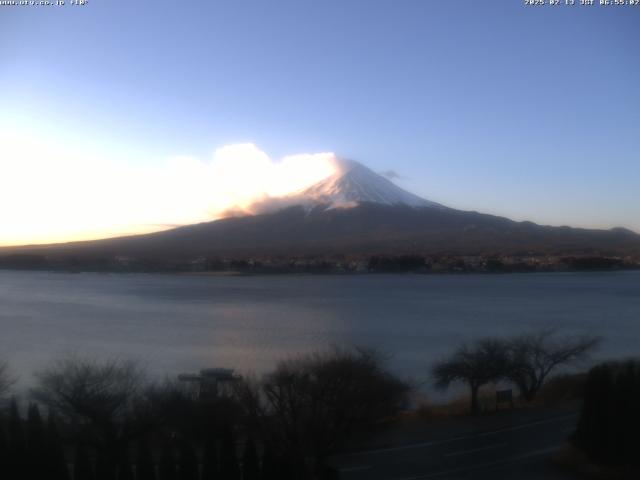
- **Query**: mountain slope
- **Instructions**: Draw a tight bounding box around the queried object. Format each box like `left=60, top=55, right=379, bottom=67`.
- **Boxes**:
left=2, top=203, right=639, bottom=260
left=1, top=159, right=639, bottom=261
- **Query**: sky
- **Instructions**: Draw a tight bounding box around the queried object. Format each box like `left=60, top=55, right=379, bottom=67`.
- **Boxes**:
left=0, top=0, right=638, bottom=246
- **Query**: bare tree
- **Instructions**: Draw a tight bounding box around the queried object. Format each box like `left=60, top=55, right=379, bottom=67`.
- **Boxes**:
left=237, top=347, right=410, bottom=476
left=32, top=355, right=144, bottom=425
left=507, top=330, right=600, bottom=402
left=31, top=355, right=146, bottom=474
left=0, top=360, right=14, bottom=399
left=432, top=338, right=511, bottom=415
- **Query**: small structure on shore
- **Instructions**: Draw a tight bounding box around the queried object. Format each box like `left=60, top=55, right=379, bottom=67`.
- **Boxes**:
left=178, top=368, right=241, bottom=399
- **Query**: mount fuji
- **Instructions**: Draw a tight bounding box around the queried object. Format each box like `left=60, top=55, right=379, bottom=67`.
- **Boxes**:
left=243, top=158, right=443, bottom=215
left=2, top=159, right=639, bottom=263
left=292, top=159, right=443, bottom=210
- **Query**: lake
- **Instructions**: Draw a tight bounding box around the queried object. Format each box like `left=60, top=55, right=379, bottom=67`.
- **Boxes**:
left=1, top=270, right=639, bottom=394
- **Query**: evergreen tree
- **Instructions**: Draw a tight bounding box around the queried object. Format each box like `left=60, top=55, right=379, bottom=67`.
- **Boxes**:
left=96, top=453, right=117, bottom=480
left=219, top=426, right=240, bottom=480
left=116, top=448, right=135, bottom=480
left=74, top=445, right=95, bottom=480
left=241, top=437, right=260, bottom=480
left=46, top=413, right=70, bottom=480
left=7, top=398, right=27, bottom=479
left=259, top=445, right=292, bottom=480
left=632, top=367, right=640, bottom=468
left=574, top=366, right=596, bottom=452
left=597, top=365, right=616, bottom=465
left=137, top=435, right=156, bottom=480
left=158, top=440, right=177, bottom=480
left=574, top=364, right=615, bottom=464
left=178, top=437, right=198, bottom=480
left=259, top=445, right=277, bottom=480
left=0, top=417, right=9, bottom=480
left=614, top=362, right=636, bottom=466
left=200, top=434, right=218, bottom=480
left=275, top=455, right=294, bottom=480
left=26, top=403, right=47, bottom=480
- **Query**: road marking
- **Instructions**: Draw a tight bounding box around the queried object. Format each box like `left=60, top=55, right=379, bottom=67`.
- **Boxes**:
left=339, top=413, right=578, bottom=457
left=444, top=442, right=508, bottom=457
left=393, top=445, right=563, bottom=480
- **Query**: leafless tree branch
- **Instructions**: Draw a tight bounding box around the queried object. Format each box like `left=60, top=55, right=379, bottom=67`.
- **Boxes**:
left=507, top=330, right=601, bottom=401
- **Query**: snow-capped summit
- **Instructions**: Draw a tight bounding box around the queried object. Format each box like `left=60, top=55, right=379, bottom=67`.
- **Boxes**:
left=294, top=158, right=444, bottom=210
left=243, top=158, right=444, bottom=214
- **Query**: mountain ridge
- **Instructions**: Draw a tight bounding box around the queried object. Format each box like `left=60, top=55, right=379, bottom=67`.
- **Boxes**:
left=1, top=159, right=639, bottom=263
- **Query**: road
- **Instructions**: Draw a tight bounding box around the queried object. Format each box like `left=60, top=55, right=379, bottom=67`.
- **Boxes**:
left=333, top=405, right=580, bottom=479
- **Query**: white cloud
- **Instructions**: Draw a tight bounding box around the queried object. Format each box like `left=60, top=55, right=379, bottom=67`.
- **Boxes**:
left=0, top=136, right=337, bottom=246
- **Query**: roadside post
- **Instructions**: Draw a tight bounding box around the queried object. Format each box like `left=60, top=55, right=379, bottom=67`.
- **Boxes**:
left=496, top=389, right=514, bottom=411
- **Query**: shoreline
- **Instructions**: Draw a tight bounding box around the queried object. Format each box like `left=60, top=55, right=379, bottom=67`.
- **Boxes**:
left=1, top=265, right=639, bottom=277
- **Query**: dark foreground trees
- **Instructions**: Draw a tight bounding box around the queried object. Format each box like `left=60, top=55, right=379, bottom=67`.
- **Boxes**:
left=573, top=361, right=640, bottom=469
left=2, top=333, right=601, bottom=478
left=237, top=347, right=411, bottom=477
left=0, top=401, right=70, bottom=480
left=22, top=350, right=389, bottom=480
left=433, top=331, right=600, bottom=414
left=32, top=355, right=146, bottom=480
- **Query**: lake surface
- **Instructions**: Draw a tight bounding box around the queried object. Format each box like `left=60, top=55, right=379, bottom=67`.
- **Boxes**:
left=1, top=270, right=639, bottom=393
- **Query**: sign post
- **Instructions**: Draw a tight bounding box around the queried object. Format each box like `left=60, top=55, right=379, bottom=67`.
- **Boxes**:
left=496, top=389, right=514, bottom=411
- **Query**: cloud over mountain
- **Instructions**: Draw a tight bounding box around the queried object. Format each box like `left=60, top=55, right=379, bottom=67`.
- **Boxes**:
left=0, top=137, right=337, bottom=245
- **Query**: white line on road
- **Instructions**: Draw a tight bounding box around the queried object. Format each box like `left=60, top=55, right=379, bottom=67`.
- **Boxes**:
left=444, top=442, right=508, bottom=457
left=339, top=413, right=578, bottom=458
